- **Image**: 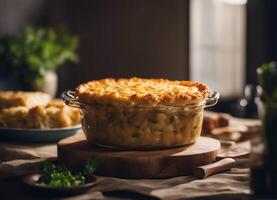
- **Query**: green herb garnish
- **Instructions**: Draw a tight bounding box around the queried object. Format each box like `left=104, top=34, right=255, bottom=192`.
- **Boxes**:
left=36, top=160, right=95, bottom=188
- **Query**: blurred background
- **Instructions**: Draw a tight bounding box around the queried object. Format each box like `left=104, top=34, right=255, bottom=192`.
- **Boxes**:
left=0, top=0, right=275, bottom=117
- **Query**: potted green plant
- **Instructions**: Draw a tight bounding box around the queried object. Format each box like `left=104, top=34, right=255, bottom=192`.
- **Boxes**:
left=0, top=27, right=79, bottom=96
left=251, top=62, right=277, bottom=197
left=257, top=62, right=277, bottom=161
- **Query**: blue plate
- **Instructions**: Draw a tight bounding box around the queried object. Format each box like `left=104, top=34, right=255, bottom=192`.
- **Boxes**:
left=0, top=125, right=82, bottom=143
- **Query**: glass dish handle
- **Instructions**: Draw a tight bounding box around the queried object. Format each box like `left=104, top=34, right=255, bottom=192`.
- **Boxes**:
left=62, top=90, right=81, bottom=108
left=204, top=91, right=220, bottom=108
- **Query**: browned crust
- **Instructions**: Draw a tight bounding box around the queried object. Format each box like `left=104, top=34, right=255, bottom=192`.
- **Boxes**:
left=0, top=99, right=80, bottom=129
left=0, top=91, right=51, bottom=109
left=75, top=77, right=209, bottom=107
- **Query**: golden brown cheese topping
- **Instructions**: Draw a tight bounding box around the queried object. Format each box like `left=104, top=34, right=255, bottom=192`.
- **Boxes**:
left=0, top=91, right=51, bottom=109
left=0, top=99, right=80, bottom=129
left=76, top=78, right=209, bottom=107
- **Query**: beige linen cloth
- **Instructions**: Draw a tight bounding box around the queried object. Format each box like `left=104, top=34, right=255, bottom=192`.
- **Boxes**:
left=0, top=139, right=250, bottom=200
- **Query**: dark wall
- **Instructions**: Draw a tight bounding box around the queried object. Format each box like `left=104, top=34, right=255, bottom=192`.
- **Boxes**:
left=0, top=0, right=190, bottom=94
left=50, top=0, right=190, bottom=94
left=246, top=0, right=277, bottom=84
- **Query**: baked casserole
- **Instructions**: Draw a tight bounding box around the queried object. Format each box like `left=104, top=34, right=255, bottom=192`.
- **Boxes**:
left=63, top=77, right=219, bottom=149
left=0, top=99, right=80, bottom=129
left=0, top=91, right=51, bottom=109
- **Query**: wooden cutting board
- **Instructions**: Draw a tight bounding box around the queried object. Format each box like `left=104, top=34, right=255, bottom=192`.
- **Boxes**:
left=58, top=134, right=220, bottom=178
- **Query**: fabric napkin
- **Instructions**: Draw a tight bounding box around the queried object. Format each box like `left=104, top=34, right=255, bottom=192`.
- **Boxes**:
left=0, top=137, right=251, bottom=199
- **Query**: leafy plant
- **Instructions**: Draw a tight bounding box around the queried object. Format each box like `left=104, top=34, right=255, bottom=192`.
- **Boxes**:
left=0, top=27, right=79, bottom=88
left=257, top=62, right=277, bottom=168
left=257, top=62, right=277, bottom=103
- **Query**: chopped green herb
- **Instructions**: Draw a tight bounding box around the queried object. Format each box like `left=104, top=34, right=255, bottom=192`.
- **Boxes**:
left=36, top=160, right=96, bottom=188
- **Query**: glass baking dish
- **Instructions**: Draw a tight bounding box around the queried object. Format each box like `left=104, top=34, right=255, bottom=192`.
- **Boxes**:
left=62, top=90, right=219, bottom=149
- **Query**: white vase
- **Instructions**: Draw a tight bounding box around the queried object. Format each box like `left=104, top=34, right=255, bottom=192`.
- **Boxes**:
left=41, top=71, right=58, bottom=97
